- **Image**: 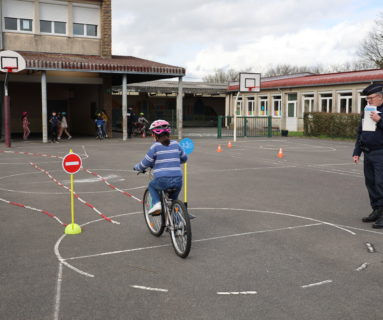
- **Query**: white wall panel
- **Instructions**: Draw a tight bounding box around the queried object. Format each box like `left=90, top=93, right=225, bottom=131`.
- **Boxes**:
left=3, top=0, right=34, bottom=19
left=40, top=2, right=67, bottom=22
left=73, top=5, right=99, bottom=25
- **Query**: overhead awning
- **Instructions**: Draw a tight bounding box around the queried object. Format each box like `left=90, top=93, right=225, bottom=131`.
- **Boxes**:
left=18, top=51, right=185, bottom=77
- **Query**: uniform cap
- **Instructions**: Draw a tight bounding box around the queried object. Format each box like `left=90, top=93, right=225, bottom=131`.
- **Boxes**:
left=362, top=84, right=383, bottom=96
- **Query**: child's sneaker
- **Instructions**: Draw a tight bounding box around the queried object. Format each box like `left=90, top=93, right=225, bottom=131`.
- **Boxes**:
left=148, top=202, right=162, bottom=215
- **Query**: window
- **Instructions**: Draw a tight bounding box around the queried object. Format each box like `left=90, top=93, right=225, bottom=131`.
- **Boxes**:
left=20, top=19, right=32, bottom=31
left=320, top=93, right=332, bottom=113
left=247, top=97, right=255, bottom=116
left=359, top=93, right=367, bottom=114
left=236, top=97, right=243, bottom=115
left=339, top=93, right=352, bottom=113
left=40, top=20, right=66, bottom=34
left=40, top=20, right=52, bottom=33
left=73, top=23, right=84, bottom=35
left=73, top=23, right=97, bottom=36
left=5, top=17, right=32, bottom=32
left=54, top=21, right=66, bottom=34
left=86, top=24, right=97, bottom=36
left=302, top=94, right=314, bottom=115
left=272, top=95, right=281, bottom=117
left=259, top=96, right=268, bottom=116
left=4, top=17, right=17, bottom=30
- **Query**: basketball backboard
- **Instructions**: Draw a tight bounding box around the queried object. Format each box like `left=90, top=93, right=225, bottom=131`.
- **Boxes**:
left=0, top=50, right=26, bottom=73
left=239, top=72, right=261, bottom=93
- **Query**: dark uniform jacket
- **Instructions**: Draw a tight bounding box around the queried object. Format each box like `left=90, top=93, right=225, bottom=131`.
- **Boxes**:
left=353, top=103, right=383, bottom=156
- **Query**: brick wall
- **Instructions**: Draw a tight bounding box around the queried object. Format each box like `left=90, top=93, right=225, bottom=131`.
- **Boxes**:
left=101, top=0, right=112, bottom=57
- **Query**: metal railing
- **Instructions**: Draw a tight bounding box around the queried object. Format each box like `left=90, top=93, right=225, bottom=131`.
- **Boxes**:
left=217, top=116, right=277, bottom=138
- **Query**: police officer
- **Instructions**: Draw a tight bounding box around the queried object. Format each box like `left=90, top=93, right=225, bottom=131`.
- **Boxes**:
left=353, top=84, right=383, bottom=228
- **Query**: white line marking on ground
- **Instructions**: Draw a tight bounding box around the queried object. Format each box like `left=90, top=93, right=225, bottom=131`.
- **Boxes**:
left=191, top=208, right=356, bottom=235
left=356, top=263, right=368, bottom=271
left=66, top=223, right=322, bottom=261
left=53, top=262, right=63, bottom=320
left=366, top=242, right=376, bottom=253
left=217, top=291, right=257, bottom=295
left=131, top=285, right=168, bottom=293
left=301, top=280, right=333, bottom=288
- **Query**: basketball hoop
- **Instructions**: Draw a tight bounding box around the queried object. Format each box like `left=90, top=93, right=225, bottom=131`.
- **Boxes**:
left=247, top=86, right=256, bottom=92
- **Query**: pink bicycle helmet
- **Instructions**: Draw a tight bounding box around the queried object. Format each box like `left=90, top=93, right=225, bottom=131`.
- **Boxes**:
left=149, top=120, right=171, bottom=135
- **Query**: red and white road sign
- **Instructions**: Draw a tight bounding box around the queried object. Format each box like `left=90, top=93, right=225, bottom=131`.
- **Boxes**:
left=62, top=153, right=82, bottom=174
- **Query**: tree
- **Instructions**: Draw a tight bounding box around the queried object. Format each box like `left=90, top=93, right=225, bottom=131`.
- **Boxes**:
left=262, top=64, right=322, bottom=77
left=358, top=13, right=383, bottom=68
left=202, top=68, right=252, bottom=83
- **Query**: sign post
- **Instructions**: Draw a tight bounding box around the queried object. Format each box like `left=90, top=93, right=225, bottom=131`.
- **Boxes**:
left=62, top=149, right=82, bottom=235
left=179, top=138, right=194, bottom=208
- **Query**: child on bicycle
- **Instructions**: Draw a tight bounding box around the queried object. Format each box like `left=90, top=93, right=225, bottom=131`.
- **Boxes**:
left=134, top=120, right=187, bottom=215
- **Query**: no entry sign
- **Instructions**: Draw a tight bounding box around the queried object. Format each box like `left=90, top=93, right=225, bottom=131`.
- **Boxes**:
left=62, top=152, right=82, bottom=174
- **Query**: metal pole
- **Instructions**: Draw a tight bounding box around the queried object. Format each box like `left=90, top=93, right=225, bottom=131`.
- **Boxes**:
left=233, top=91, right=240, bottom=142
left=177, top=76, right=183, bottom=140
left=41, top=71, right=48, bottom=143
left=122, top=74, right=127, bottom=141
left=3, top=70, right=11, bottom=147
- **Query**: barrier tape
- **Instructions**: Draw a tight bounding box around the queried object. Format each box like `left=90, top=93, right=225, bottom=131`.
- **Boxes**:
left=30, top=163, right=119, bottom=224
left=0, top=149, right=60, bottom=159
left=0, top=197, right=66, bottom=226
left=83, top=169, right=143, bottom=203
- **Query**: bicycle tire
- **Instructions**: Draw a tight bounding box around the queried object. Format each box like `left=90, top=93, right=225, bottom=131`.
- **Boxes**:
left=143, top=189, right=165, bottom=237
left=169, top=200, right=192, bottom=258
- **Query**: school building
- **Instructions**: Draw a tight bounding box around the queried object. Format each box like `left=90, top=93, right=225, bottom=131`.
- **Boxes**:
left=0, top=0, right=185, bottom=141
left=226, top=69, right=383, bottom=132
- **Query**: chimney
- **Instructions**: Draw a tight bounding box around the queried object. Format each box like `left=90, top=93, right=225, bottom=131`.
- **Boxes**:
left=100, top=0, right=112, bottom=58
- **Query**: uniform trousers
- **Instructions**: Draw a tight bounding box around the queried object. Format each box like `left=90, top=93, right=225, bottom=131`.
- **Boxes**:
left=364, top=149, right=383, bottom=209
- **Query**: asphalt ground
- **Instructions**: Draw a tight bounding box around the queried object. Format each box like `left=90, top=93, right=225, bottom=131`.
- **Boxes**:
left=1, top=136, right=383, bottom=320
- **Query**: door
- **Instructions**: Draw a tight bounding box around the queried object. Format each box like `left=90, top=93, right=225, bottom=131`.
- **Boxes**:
left=286, top=101, right=298, bottom=131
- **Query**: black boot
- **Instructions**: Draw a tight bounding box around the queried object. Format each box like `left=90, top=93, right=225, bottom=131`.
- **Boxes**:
left=372, top=215, right=383, bottom=228
left=362, top=208, right=383, bottom=222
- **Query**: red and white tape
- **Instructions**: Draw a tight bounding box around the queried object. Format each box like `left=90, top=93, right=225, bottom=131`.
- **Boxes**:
left=30, top=163, right=119, bottom=224
left=0, top=149, right=60, bottom=159
left=83, top=169, right=142, bottom=203
left=0, top=197, right=66, bottom=226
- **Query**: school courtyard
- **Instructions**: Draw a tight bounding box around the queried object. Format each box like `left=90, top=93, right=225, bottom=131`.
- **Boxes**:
left=0, top=136, right=382, bottom=320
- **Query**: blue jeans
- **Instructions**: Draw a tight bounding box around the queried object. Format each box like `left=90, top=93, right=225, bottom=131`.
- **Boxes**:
left=148, top=176, right=182, bottom=204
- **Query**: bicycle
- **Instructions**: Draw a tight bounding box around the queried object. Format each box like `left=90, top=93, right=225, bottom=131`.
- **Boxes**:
left=139, top=171, right=192, bottom=258
left=96, top=124, right=104, bottom=140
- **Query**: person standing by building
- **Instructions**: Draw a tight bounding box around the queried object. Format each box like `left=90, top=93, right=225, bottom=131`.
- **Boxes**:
left=127, top=107, right=136, bottom=139
left=58, top=112, right=72, bottom=140
left=21, top=112, right=30, bottom=141
left=353, top=84, right=383, bottom=228
left=101, top=110, right=109, bottom=138
left=49, top=111, right=60, bottom=143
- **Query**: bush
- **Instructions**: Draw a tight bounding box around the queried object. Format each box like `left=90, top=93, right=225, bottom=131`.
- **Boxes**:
left=304, top=112, right=360, bottom=139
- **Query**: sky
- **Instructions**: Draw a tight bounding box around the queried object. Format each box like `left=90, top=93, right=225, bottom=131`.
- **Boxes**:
left=112, top=0, right=383, bottom=81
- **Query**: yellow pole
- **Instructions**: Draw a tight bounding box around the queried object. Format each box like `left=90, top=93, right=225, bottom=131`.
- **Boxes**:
left=64, top=148, right=81, bottom=234
left=70, top=173, right=75, bottom=227
left=184, top=162, right=188, bottom=207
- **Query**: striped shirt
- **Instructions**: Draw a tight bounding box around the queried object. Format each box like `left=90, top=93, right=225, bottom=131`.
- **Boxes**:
left=134, top=140, right=187, bottom=178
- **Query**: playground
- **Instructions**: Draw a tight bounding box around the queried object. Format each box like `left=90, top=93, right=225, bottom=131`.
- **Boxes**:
left=1, top=136, right=383, bottom=320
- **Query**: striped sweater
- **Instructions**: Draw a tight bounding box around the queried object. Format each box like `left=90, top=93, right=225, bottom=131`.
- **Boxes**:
left=134, top=140, right=187, bottom=178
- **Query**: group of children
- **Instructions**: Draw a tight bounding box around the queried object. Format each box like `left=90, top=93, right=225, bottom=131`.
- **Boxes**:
left=49, top=111, right=72, bottom=143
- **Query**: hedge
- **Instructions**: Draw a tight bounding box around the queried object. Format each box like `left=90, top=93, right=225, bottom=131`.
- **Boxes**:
left=303, top=112, right=360, bottom=138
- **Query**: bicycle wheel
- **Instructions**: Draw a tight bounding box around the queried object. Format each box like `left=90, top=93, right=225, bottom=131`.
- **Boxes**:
left=143, top=189, right=165, bottom=236
left=169, top=200, right=192, bottom=258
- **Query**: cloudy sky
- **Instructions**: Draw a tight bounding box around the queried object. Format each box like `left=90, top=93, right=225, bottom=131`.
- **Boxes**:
left=112, top=0, right=382, bottom=80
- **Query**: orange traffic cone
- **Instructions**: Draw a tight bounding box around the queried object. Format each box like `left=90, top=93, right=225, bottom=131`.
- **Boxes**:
left=277, top=148, right=284, bottom=158
left=217, top=145, right=223, bottom=152
left=227, top=141, right=233, bottom=148
left=142, top=130, right=146, bottom=138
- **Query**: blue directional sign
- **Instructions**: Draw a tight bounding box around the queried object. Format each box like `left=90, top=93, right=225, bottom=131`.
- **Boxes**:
left=179, top=138, right=195, bottom=155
